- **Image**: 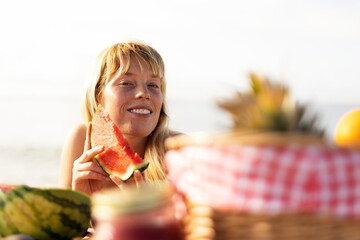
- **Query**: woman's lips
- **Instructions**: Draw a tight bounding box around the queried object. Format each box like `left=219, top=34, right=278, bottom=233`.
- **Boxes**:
left=127, top=106, right=152, bottom=115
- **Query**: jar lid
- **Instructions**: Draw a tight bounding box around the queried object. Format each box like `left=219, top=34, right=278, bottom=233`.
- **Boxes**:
left=92, top=181, right=173, bottom=219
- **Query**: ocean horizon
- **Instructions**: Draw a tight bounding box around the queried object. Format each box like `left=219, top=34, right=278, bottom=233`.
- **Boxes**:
left=0, top=98, right=358, bottom=187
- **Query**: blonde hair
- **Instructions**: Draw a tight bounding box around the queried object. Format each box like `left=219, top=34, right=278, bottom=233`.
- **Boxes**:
left=81, top=41, right=170, bottom=182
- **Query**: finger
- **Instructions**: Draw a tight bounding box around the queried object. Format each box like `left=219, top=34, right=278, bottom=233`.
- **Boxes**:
left=84, top=122, right=92, bottom=151
left=75, top=171, right=110, bottom=181
left=74, top=161, right=108, bottom=177
left=134, top=170, right=145, bottom=188
left=125, top=176, right=136, bottom=185
left=77, top=145, right=104, bottom=164
left=110, top=175, right=126, bottom=190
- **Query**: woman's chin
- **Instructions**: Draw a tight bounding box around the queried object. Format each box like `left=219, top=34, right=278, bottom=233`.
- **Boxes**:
left=122, top=128, right=154, bottom=139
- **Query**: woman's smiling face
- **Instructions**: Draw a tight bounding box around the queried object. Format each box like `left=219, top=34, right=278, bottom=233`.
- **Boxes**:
left=99, top=55, right=163, bottom=139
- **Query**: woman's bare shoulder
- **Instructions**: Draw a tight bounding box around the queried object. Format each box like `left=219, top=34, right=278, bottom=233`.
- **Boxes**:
left=59, top=123, right=87, bottom=188
left=164, top=130, right=186, bottom=151
left=67, top=123, right=87, bottom=141
left=61, top=123, right=87, bottom=157
left=167, top=130, right=183, bottom=138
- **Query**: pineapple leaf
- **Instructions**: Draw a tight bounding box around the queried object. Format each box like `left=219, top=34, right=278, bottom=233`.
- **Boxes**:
left=217, top=73, right=323, bottom=136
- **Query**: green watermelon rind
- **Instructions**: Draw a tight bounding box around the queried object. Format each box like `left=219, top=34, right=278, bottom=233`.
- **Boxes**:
left=94, top=155, right=149, bottom=181
left=0, top=197, right=13, bottom=238
left=90, top=105, right=150, bottom=181
left=135, top=160, right=150, bottom=172
left=0, top=185, right=91, bottom=240
left=93, top=155, right=132, bottom=180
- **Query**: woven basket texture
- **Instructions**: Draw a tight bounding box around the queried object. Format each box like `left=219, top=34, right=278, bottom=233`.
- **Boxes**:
left=165, top=131, right=360, bottom=240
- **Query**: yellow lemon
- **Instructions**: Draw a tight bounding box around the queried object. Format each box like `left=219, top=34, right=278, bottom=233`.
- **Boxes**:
left=334, top=108, right=360, bottom=149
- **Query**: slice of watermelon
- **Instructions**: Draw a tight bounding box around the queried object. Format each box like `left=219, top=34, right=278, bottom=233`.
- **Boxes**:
left=90, top=106, right=149, bottom=181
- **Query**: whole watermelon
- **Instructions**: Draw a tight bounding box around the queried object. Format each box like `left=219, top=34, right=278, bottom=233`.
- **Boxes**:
left=0, top=185, right=91, bottom=240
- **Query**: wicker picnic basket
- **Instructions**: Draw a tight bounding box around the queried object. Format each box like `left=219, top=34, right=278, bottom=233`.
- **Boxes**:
left=165, top=74, right=360, bottom=239
left=165, top=131, right=360, bottom=240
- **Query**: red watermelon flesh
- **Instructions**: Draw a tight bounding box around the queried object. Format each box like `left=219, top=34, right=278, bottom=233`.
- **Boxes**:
left=0, top=184, right=15, bottom=199
left=90, top=106, right=149, bottom=181
left=0, top=184, right=15, bottom=195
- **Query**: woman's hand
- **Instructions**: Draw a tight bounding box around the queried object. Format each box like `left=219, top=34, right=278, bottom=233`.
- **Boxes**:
left=72, top=123, right=147, bottom=195
left=72, top=123, right=109, bottom=195
left=110, top=170, right=146, bottom=190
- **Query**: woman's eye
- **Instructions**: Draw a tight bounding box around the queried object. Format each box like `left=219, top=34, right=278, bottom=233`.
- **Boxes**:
left=119, top=81, right=132, bottom=86
left=148, top=83, right=160, bottom=88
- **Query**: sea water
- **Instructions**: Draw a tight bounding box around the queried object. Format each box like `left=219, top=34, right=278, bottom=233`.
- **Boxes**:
left=0, top=97, right=358, bottom=187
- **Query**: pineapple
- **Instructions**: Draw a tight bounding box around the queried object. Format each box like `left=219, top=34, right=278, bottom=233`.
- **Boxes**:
left=217, top=73, right=323, bottom=136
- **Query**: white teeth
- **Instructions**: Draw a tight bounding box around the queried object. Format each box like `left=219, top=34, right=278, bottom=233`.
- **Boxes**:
left=130, top=109, right=150, bottom=114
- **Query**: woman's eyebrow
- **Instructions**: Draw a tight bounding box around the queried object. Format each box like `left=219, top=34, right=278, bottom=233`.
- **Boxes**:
left=124, top=72, right=134, bottom=76
left=124, top=71, right=159, bottom=78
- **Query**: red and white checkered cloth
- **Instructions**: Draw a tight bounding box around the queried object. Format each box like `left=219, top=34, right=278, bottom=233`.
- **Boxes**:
left=165, top=145, right=360, bottom=219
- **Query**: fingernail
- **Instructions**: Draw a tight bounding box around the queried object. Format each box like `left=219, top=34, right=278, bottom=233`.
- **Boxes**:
left=96, top=145, right=104, bottom=150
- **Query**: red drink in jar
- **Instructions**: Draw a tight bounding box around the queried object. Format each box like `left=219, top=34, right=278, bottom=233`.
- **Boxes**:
left=92, top=182, right=183, bottom=240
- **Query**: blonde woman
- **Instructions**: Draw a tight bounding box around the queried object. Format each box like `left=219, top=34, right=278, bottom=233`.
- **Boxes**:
left=59, top=41, right=176, bottom=196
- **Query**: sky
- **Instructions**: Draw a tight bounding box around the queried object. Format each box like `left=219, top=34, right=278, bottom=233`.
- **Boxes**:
left=0, top=0, right=359, bottom=148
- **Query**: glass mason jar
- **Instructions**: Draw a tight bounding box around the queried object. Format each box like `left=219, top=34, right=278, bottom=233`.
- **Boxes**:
left=92, top=182, right=184, bottom=240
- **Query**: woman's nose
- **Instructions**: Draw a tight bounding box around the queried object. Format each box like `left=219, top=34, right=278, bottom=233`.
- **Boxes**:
left=135, top=85, right=150, bottom=100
